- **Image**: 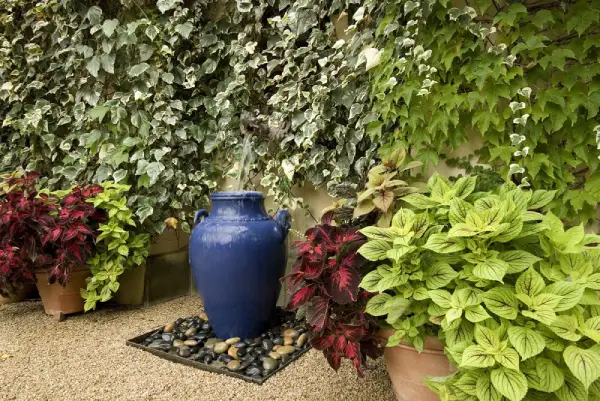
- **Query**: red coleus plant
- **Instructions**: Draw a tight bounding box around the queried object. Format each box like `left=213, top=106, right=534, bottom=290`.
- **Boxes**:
left=0, top=172, right=104, bottom=293
left=285, top=224, right=383, bottom=376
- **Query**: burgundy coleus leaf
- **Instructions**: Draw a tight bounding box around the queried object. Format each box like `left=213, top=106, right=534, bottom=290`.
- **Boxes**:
left=333, top=335, right=347, bottom=353
left=287, top=285, right=316, bottom=310
left=303, top=259, right=325, bottom=280
left=306, top=296, right=329, bottom=332
left=340, top=251, right=364, bottom=269
left=325, top=264, right=360, bottom=304
left=339, top=324, right=366, bottom=343
left=325, top=351, right=342, bottom=371
left=345, top=341, right=360, bottom=361
left=311, top=334, right=335, bottom=351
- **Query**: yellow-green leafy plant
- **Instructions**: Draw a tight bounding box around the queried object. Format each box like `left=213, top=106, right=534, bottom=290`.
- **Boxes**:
left=358, top=174, right=600, bottom=401
left=354, top=145, right=423, bottom=226
left=82, top=182, right=149, bottom=311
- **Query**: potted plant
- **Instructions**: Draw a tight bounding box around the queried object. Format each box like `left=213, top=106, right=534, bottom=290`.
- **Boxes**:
left=358, top=174, right=600, bottom=401
left=81, top=182, right=149, bottom=311
left=284, top=222, right=384, bottom=374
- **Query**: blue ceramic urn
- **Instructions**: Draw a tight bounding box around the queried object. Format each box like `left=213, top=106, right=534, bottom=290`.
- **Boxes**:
left=189, top=191, right=291, bottom=339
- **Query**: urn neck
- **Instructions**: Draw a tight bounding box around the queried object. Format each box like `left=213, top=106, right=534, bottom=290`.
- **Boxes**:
left=209, top=192, right=269, bottom=220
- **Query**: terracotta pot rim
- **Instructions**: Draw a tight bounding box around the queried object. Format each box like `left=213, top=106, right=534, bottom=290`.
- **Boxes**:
left=393, top=342, right=447, bottom=356
left=35, top=265, right=90, bottom=275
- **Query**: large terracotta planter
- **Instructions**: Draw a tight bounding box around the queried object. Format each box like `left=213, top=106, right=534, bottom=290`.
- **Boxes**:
left=380, top=328, right=455, bottom=401
left=36, top=267, right=90, bottom=321
left=114, top=264, right=146, bottom=306
left=0, top=283, right=36, bottom=306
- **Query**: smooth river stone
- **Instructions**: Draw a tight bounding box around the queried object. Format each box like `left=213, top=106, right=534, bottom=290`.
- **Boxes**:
left=262, top=357, right=278, bottom=371
left=282, top=329, right=299, bottom=339
left=296, top=333, right=308, bottom=347
left=184, top=340, right=198, bottom=347
left=276, top=345, right=295, bottom=355
left=227, top=360, right=241, bottom=371
left=164, top=322, right=175, bottom=333
left=228, top=346, right=239, bottom=360
left=185, top=328, right=197, bottom=337
left=268, top=351, right=282, bottom=360
left=214, top=342, right=229, bottom=354
left=173, top=339, right=184, bottom=347
left=283, top=336, right=294, bottom=346
left=226, top=337, right=240, bottom=345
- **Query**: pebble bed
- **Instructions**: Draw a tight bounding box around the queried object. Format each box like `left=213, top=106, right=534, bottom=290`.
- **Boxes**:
left=134, top=310, right=310, bottom=382
left=0, top=296, right=395, bottom=401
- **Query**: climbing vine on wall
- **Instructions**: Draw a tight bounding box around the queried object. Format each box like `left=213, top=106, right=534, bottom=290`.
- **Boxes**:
left=366, top=0, right=600, bottom=224
left=0, top=0, right=379, bottom=234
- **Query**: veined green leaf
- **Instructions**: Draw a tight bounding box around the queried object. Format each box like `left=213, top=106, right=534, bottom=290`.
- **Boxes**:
left=402, top=193, right=439, bottom=209
left=358, top=240, right=392, bottom=261
left=425, top=262, right=458, bottom=289
left=465, top=305, right=491, bottom=323
left=528, top=190, right=557, bottom=209
left=543, top=282, right=585, bottom=312
left=490, top=367, right=528, bottom=401
left=522, top=309, right=556, bottom=326
left=499, top=251, right=542, bottom=274
left=424, top=233, right=465, bottom=253
left=359, top=226, right=397, bottom=241
left=473, top=258, right=509, bottom=282
left=429, top=289, right=453, bottom=309
left=448, top=223, right=480, bottom=237
left=449, top=198, right=475, bottom=225
left=360, top=269, right=383, bottom=292
left=475, top=324, right=501, bottom=349
left=516, top=267, right=545, bottom=297
left=476, top=374, right=502, bottom=401
left=507, top=326, right=545, bottom=360
left=549, top=315, right=581, bottom=341
left=536, top=357, right=565, bottom=392
left=556, top=372, right=588, bottom=401
left=461, top=345, right=496, bottom=368
left=454, top=176, right=477, bottom=199
left=455, top=371, right=481, bottom=396
left=564, top=345, right=600, bottom=389
left=365, top=293, right=392, bottom=316
left=495, top=347, right=520, bottom=370
left=392, top=208, right=415, bottom=232
left=481, top=287, right=519, bottom=320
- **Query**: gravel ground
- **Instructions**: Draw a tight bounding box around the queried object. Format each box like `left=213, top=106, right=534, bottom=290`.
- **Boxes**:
left=0, top=296, right=395, bottom=401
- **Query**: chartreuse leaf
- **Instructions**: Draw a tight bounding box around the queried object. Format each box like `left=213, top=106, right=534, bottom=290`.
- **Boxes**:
left=391, top=208, right=415, bottom=232
left=507, top=326, right=545, bottom=360
left=550, top=315, right=582, bottom=341
left=425, top=262, right=458, bottom=289
left=544, top=282, right=585, bottom=312
left=429, top=290, right=453, bottom=309
left=365, top=293, right=392, bottom=316
left=424, top=233, right=465, bottom=253
left=495, top=347, right=520, bottom=370
left=359, top=226, right=397, bottom=241
left=500, top=251, right=542, bottom=274
left=481, top=287, right=519, bottom=319
left=528, top=190, right=557, bottom=210
left=465, top=305, right=491, bottom=323
left=563, top=345, right=600, bottom=389
left=358, top=240, right=391, bottom=261
left=556, top=372, right=588, bottom=401
left=516, top=267, right=545, bottom=297
left=461, top=345, right=496, bottom=368
left=475, top=325, right=501, bottom=349
left=536, top=357, right=565, bottom=392
left=449, top=198, right=474, bottom=225
left=473, top=258, right=509, bottom=282
left=490, top=367, right=528, bottom=401
left=402, top=193, right=439, bottom=209
left=455, top=371, right=481, bottom=396
left=583, top=316, right=600, bottom=342
left=360, top=269, right=383, bottom=292
left=476, top=374, right=502, bottom=401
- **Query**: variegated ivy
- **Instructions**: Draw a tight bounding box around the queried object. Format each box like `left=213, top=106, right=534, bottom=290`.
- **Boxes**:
left=0, top=0, right=380, bottom=234
left=358, top=174, right=600, bottom=401
left=364, top=0, right=600, bottom=224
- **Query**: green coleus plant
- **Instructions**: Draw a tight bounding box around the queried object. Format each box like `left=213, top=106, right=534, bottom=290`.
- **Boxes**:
left=358, top=174, right=600, bottom=401
left=354, top=145, right=423, bottom=227
left=82, top=182, right=149, bottom=311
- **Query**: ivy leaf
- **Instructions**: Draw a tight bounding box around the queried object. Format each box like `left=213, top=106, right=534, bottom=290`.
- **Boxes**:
left=102, top=19, right=119, bottom=37
left=563, top=345, right=600, bottom=389
left=86, top=6, right=103, bottom=25
left=129, top=63, right=150, bottom=77
left=86, top=56, right=101, bottom=77
left=532, top=10, right=554, bottom=28
left=175, top=22, right=194, bottom=39
left=566, top=7, right=599, bottom=36
left=136, top=206, right=153, bottom=223
left=157, top=0, right=182, bottom=13
left=507, top=326, right=545, bottom=360
left=539, top=49, right=576, bottom=71
left=490, top=367, right=528, bottom=401
left=100, top=54, right=115, bottom=74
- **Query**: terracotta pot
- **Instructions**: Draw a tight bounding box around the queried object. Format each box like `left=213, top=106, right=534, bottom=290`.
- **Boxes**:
left=36, top=267, right=90, bottom=321
left=114, top=264, right=146, bottom=306
left=0, top=283, right=36, bottom=306
left=380, top=328, right=455, bottom=401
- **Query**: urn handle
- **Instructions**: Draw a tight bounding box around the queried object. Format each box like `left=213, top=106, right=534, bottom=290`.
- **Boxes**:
left=194, top=209, right=209, bottom=225
left=275, top=210, right=291, bottom=242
